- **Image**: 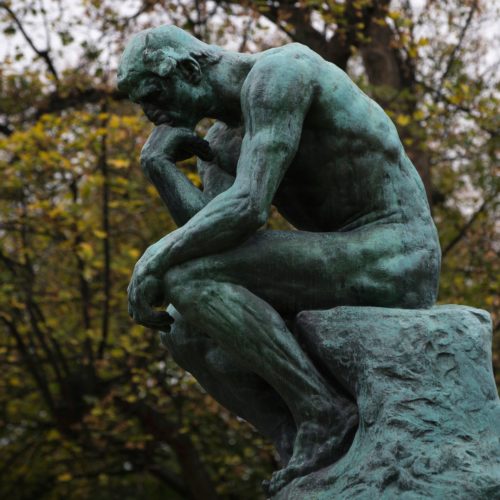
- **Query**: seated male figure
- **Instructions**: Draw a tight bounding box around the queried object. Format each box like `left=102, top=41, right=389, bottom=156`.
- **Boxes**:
left=118, top=25, right=440, bottom=493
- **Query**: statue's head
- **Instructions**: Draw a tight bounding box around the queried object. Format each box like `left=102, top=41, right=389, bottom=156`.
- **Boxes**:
left=117, top=25, right=220, bottom=127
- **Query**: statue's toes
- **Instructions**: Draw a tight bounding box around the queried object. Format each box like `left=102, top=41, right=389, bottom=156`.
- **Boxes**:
left=263, top=469, right=286, bottom=497
left=265, top=461, right=305, bottom=496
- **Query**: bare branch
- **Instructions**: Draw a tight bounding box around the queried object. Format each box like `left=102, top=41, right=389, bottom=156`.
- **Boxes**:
left=1, top=316, right=56, bottom=415
left=97, top=108, right=111, bottom=360
left=0, top=2, right=59, bottom=81
left=435, top=1, right=478, bottom=101
left=442, top=198, right=488, bottom=258
left=35, top=88, right=126, bottom=120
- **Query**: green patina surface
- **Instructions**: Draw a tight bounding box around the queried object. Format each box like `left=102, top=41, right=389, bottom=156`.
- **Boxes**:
left=117, top=25, right=499, bottom=497
left=286, top=305, right=500, bottom=499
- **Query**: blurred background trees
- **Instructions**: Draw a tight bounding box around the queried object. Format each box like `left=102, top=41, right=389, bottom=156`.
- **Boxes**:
left=0, top=1, right=498, bottom=498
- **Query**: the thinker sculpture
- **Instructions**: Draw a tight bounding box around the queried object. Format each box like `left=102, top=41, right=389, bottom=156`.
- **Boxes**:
left=118, top=26, right=500, bottom=498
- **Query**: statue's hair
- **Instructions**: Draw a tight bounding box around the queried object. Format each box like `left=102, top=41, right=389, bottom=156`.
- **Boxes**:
left=117, top=25, right=221, bottom=92
left=144, top=25, right=221, bottom=67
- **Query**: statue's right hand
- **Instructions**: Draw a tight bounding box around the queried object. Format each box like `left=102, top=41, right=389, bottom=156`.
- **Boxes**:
left=141, top=125, right=214, bottom=167
left=127, top=244, right=173, bottom=330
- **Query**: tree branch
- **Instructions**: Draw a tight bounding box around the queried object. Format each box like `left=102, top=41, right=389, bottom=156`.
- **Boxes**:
left=442, top=199, right=488, bottom=258
left=35, top=88, right=126, bottom=120
left=147, top=464, right=189, bottom=498
left=1, top=317, right=56, bottom=415
left=97, top=108, right=111, bottom=360
left=0, top=2, right=59, bottom=81
left=117, top=398, right=219, bottom=500
left=434, top=0, right=478, bottom=101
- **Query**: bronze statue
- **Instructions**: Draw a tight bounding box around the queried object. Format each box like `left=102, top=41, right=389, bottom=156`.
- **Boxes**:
left=118, top=25, right=441, bottom=494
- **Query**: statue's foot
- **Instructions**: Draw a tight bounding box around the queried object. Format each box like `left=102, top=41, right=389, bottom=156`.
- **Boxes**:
left=264, top=407, right=358, bottom=496
left=272, top=417, right=296, bottom=465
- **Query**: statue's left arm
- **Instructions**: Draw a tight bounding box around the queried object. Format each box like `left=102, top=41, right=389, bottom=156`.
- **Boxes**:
left=128, top=61, right=313, bottom=327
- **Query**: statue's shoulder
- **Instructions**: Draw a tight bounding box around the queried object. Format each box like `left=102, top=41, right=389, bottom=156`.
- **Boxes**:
left=242, top=44, right=318, bottom=103
left=252, top=43, right=321, bottom=71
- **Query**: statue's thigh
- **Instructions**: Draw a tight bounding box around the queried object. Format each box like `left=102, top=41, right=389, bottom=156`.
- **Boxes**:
left=166, top=225, right=436, bottom=314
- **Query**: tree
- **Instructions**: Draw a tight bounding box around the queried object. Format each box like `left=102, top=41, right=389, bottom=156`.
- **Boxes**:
left=1, top=1, right=498, bottom=498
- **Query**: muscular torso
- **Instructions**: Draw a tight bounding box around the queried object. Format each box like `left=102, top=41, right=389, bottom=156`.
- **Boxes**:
left=201, top=44, right=431, bottom=232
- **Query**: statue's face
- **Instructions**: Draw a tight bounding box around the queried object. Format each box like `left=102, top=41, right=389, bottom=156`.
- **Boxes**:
left=118, top=33, right=205, bottom=128
left=125, top=71, right=200, bottom=128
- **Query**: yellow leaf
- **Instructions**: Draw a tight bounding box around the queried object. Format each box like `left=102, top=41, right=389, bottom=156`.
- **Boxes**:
left=48, top=206, right=63, bottom=218
left=187, top=172, right=202, bottom=188
left=110, top=348, right=123, bottom=358
left=93, top=229, right=107, bottom=239
left=47, top=429, right=61, bottom=441
left=91, top=407, right=103, bottom=417
left=109, top=158, right=130, bottom=169
left=413, top=110, right=425, bottom=121
left=10, top=298, right=25, bottom=309
left=147, top=185, right=159, bottom=197
left=0, top=311, right=13, bottom=322
left=128, top=248, right=140, bottom=259
left=396, top=114, right=410, bottom=126
left=77, top=242, right=94, bottom=260
left=373, top=17, right=387, bottom=27
left=57, top=473, right=72, bottom=482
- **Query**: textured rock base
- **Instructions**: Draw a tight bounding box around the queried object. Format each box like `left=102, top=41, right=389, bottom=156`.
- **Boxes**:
left=275, top=305, right=500, bottom=499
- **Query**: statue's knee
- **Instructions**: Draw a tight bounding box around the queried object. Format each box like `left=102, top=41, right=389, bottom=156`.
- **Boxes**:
left=164, top=266, right=183, bottom=294
left=164, top=264, right=195, bottom=304
left=165, top=261, right=215, bottom=311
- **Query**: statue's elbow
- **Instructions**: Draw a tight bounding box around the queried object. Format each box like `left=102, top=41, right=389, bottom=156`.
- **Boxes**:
left=239, top=203, right=268, bottom=232
left=228, top=188, right=269, bottom=233
left=140, top=154, right=155, bottom=181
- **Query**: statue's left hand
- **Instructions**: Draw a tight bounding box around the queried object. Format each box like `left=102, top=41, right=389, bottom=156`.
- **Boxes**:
left=127, top=241, right=173, bottom=329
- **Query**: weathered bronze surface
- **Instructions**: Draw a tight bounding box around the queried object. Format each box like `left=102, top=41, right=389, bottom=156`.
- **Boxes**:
left=118, top=26, right=499, bottom=498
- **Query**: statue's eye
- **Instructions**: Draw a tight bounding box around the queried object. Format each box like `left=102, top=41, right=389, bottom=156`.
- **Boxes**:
left=140, top=89, right=162, bottom=104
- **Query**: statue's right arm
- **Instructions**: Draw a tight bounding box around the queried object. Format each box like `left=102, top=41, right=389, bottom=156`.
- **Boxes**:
left=141, top=123, right=237, bottom=226
left=140, top=125, right=213, bottom=227
left=142, top=154, right=209, bottom=227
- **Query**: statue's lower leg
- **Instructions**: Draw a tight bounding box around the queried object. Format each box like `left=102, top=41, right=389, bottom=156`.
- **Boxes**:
left=165, top=275, right=358, bottom=493
left=160, top=305, right=296, bottom=463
